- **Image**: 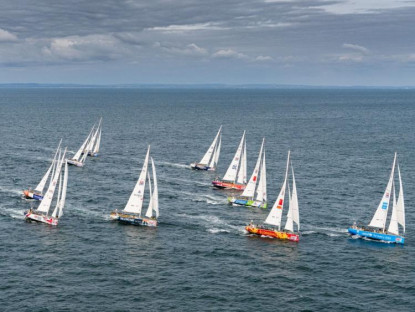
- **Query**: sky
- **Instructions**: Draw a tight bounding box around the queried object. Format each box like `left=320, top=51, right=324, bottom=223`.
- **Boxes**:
left=1, top=0, right=415, bottom=86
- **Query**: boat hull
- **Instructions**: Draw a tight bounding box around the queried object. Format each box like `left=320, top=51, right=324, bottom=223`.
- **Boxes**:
left=25, top=211, right=58, bottom=226
left=67, top=159, right=84, bottom=167
left=212, top=180, right=245, bottom=190
left=228, top=197, right=267, bottom=208
left=110, top=212, right=158, bottom=227
left=246, top=225, right=299, bottom=242
left=190, top=163, right=214, bottom=171
left=348, top=228, right=404, bottom=244
left=23, top=190, right=43, bottom=201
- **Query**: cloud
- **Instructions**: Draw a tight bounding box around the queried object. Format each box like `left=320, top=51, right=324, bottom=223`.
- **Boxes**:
left=0, top=28, right=17, bottom=42
left=155, top=42, right=208, bottom=56
left=41, top=34, right=128, bottom=62
left=255, top=55, right=274, bottom=62
left=212, top=49, right=249, bottom=60
left=320, top=0, right=415, bottom=15
left=342, top=43, right=369, bottom=54
left=147, top=23, right=226, bottom=33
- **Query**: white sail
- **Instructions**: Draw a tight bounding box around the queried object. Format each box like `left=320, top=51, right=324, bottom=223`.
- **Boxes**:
left=58, top=161, right=68, bottom=218
left=285, top=175, right=293, bottom=232
left=123, top=146, right=150, bottom=215
left=396, top=165, right=405, bottom=233
left=37, top=148, right=67, bottom=214
left=48, top=148, right=61, bottom=190
left=200, top=126, right=222, bottom=165
left=73, top=127, right=94, bottom=161
left=151, top=157, right=159, bottom=218
left=86, top=125, right=97, bottom=153
left=223, top=131, right=245, bottom=182
left=265, top=151, right=290, bottom=229
left=145, top=172, right=153, bottom=218
left=291, top=166, right=300, bottom=231
left=388, top=182, right=399, bottom=235
left=51, top=172, right=63, bottom=217
left=93, top=128, right=102, bottom=154
left=241, top=139, right=264, bottom=198
left=236, top=137, right=247, bottom=184
left=256, top=149, right=267, bottom=202
left=368, top=153, right=396, bottom=230
left=34, top=139, right=62, bottom=193
left=286, top=166, right=300, bottom=232
left=212, top=134, right=221, bottom=168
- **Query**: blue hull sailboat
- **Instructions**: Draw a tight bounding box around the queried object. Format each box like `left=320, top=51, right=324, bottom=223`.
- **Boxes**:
left=348, top=153, right=405, bottom=245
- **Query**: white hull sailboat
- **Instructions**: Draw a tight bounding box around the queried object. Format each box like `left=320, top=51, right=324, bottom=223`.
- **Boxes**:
left=229, top=138, right=267, bottom=208
left=246, top=151, right=300, bottom=241
left=25, top=148, right=68, bottom=226
left=212, top=130, right=247, bottom=190
left=83, top=118, right=102, bottom=157
left=348, top=153, right=405, bottom=244
left=23, top=139, right=62, bottom=201
left=110, top=146, right=159, bottom=227
left=191, top=126, right=222, bottom=171
left=67, top=126, right=94, bottom=167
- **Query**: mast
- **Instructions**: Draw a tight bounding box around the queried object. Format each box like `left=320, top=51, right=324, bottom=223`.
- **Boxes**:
left=368, top=153, right=396, bottom=231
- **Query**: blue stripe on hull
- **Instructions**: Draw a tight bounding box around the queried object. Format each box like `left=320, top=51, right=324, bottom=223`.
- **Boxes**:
left=348, top=228, right=404, bottom=244
left=33, top=194, right=43, bottom=201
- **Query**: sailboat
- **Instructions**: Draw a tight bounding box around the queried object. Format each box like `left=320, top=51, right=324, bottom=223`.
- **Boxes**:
left=110, top=146, right=159, bottom=227
left=25, top=148, right=68, bottom=226
left=191, top=126, right=222, bottom=171
left=246, top=151, right=300, bottom=242
left=348, top=153, right=405, bottom=244
left=212, top=131, right=247, bottom=190
left=23, top=139, right=62, bottom=201
left=67, top=126, right=94, bottom=167
left=83, top=118, right=102, bottom=157
left=89, top=118, right=102, bottom=157
left=228, top=138, right=267, bottom=208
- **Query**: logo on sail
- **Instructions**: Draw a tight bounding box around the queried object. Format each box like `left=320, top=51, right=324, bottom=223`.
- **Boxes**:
left=381, top=202, right=388, bottom=210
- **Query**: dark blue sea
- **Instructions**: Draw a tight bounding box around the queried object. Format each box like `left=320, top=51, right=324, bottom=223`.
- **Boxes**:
left=0, top=88, right=414, bottom=311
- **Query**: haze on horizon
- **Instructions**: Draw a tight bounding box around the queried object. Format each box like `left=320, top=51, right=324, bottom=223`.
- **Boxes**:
left=1, top=0, right=415, bottom=86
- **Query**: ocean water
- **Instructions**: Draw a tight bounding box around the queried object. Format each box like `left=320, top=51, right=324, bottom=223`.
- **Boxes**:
left=0, top=88, right=414, bottom=311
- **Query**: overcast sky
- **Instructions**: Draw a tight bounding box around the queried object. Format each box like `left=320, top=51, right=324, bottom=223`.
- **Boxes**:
left=1, top=0, right=415, bottom=86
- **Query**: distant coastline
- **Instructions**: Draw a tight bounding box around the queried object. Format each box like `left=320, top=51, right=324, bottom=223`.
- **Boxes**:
left=0, top=83, right=415, bottom=89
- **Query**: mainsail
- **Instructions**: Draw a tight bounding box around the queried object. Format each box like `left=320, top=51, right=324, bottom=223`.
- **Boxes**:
left=285, top=166, right=299, bottom=232
left=388, top=164, right=405, bottom=235
left=256, top=149, right=267, bottom=202
left=37, top=148, right=67, bottom=214
left=241, top=139, right=264, bottom=198
left=200, top=126, right=222, bottom=166
left=34, top=139, right=62, bottom=193
left=265, top=151, right=290, bottom=229
left=368, top=153, right=396, bottom=230
left=123, top=146, right=150, bottom=215
left=223, top=131, right=246, bottom=182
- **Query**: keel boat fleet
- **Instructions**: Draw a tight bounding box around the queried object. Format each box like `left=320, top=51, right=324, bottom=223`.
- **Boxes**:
left=19, top=123, right=407, bottom=245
